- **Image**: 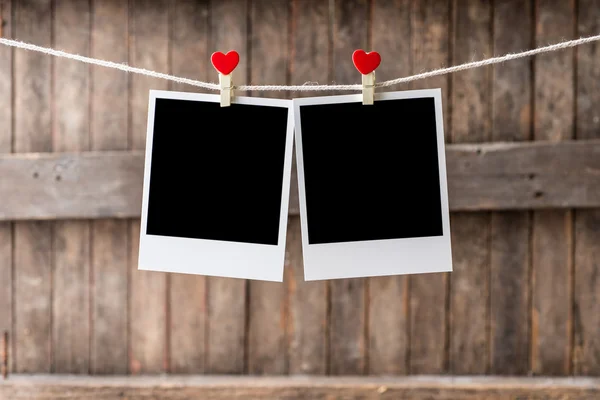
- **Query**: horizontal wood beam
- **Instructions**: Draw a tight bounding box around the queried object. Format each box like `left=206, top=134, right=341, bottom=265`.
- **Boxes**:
left=1, top=375, right=599, bottom=400
left=1, top=140, right=599, bottom=221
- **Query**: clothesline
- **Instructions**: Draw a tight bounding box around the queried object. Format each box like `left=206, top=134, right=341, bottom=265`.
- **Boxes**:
left=0, top=33, right=599, bottom=91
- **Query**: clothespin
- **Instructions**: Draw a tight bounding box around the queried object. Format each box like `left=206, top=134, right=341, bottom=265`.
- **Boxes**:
left=211, top=50, right=240, bottom=107
left=352, top=50, right=381, bottom=105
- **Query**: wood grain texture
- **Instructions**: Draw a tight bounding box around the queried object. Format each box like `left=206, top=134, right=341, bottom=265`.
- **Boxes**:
left=285, top=217, right=327, bottom=374
left=205, top=0, right=248, bottom=375
left=90, top=220, right=128, bottom=374
left=0, top=223, right=9, bottom=372
left=90, top=0, right=129, bottom=375
left=247, top=1, right=290, bottom=374
left=0, top=0, right=12, bottom=374
left=13, top=0, right=52, bottom=373
left=285, top=0, right=328, bottom=376
left=574, top=212, right=600, bottom=376
left=52, top=0, right=91, bottom=374
left=0, top=151, right=143, bottom=219
left=0, top=140, right=599, bottom=219
left=449, top=0, right=491, bottom=375
left=129, top=0, right=169, bottom=374
left=329, top=0, right=369, bottom=376
left=411, top=0, right=450, bottom=139
left=489, top=0, right=532, bottom=375
left=167, top=0, right=209, bottom=374
left=531, top=0, right=574, bottom=376
left=2, top=375, right=600, bottom=400
left=408, top=0, right=450, bottom=374
left=573, top=0, right=600, bottom=376
left=366, top=0, right=410, bottom=376
left=0, top=0, right=11, bottom=153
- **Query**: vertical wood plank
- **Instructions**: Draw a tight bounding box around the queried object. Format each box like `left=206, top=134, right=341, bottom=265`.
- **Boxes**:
left=367, top=0, right=410, bottom=376
left=0, top=0, right=12, bottom=374
left=408, top=0, right=450, bottom=374
left=329, top=0, right=371, bottom=375
left=490, top=0, right=532, bottom=376
left=205, top=0, right=248, bottom=374
left=13, top=0, right=53, bottom=373
left=329, top=0, right=370, bottom=375
left=129, top=0, right=169, bottom=374
left=286, top=0, right=330, bottom=375
left=168, top=0, right=209, bottom=374
left=52, top=0, right=91, bottom=374
left=449, top=0, right=491, bottom=375
left=531, top=0, right=574, bottom=376
left=0, top=0, right=11, bottom=154
left=573, top=0, right=600, bottom=376
left=247, top=0, right=289, bottom=375
left=90, top=0, right=129, bottom=375
left=285, top=217, right=327, bottom=374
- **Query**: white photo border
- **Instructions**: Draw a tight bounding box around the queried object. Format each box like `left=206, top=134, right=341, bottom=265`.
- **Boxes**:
left=293, top=89, right=453, bottom=281
left=138, top=90, right=295, bottom=282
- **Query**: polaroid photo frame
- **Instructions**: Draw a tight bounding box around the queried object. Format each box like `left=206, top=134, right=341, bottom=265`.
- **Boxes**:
left=138, top=90, right=294, bottom=282
left=294, top=89, right=452, bottom=280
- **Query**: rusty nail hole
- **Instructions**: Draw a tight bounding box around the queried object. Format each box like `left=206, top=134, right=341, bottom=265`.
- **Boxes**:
left=528, top=173, right=535, bottom=180
left=534, top=191, right=543, bottom=198
left=476, top=149, right=482, bottom=155
left=32, top=172, right=39, bottom=179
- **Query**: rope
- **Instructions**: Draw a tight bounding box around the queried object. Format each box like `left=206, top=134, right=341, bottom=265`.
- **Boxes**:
left=0, top=33, right=599, bottom=92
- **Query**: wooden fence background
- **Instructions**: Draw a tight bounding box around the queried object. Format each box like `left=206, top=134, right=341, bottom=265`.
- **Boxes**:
left=0, top=0, right=598, bottom=378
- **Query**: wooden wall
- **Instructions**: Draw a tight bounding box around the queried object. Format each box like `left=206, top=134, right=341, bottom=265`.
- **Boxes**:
left=0, top=0, right=598, bottom=377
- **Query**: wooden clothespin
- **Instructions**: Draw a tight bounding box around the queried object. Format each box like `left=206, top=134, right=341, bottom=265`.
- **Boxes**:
left=211, top=50, right=240, bottom=107
left=352, top=50, right=381, bottom=105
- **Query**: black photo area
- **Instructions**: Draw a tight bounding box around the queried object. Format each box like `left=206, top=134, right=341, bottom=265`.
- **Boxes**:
left=146, top=98, right=289, bottom=245
left=300, top=97, right=443, bottom=245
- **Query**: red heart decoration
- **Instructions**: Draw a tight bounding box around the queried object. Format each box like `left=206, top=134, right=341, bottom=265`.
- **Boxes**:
left=352, top=49, right=381, bottom=75
left=211, top=51, right=240, bottom=75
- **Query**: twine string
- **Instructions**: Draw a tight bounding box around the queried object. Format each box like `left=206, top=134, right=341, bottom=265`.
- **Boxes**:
left=0, top=34, right=599, bottom=92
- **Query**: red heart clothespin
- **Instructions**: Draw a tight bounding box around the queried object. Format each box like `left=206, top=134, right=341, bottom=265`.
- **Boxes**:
left=211, top=51, right=240, bottom=107
left=211, top=51, right=240, bottom=75
left=352, top=50, right=381, bottom=105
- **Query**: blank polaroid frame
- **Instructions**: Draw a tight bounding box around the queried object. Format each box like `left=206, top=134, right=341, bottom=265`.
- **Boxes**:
left=294, top=89, right=452, bottom=280
left=138, top=90, right=294, bottom=282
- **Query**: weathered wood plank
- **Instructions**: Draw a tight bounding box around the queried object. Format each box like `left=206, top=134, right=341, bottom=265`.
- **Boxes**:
left=0, top=139, right=599, bottom=220
left=573, top=0, right=600, bottom=376
left=407, top=0, right=450, bottom=374
left=168, top=0, right=209, bottom=374
left=490, top=212, right=530, bottom=373
left=574, top=212, right=600, bottom=376
left=205, top=0, right=248, bottom=375
left=247, top=0, right=289, bottom=375
left=129, top=0, right=169, bottom=374
left=531, top=0, right=575, bottom=376
left=449, top=0, right=491, bottom=375
left=411, top=0, right=450, bottom=139
left=2, top=375, right=600, bottom=400
left=328, top=0, right=369, bottom=376
left=0, top=0, right=11, bottom=153
left=285, top=0, right=328, bottom=375
left=90, top=221, right=128, bottom=374
left=367, top=0, right=410, bottom=376
left=0, top=0, right=12, bottom=375
left=13, top=0, right=52, bottom=373
left=489, top=0, right=532, bottom=375
left=90, top=0, right=129, bottom=375
left=532, top=211, right=572, bottom=375
left=52, top=0, right=91, bottom=374
left=285, top=217, right=327, bottom=374
left=0, top=223, right=9, bottom=371
left=0, top=150, right=143, bottom=221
